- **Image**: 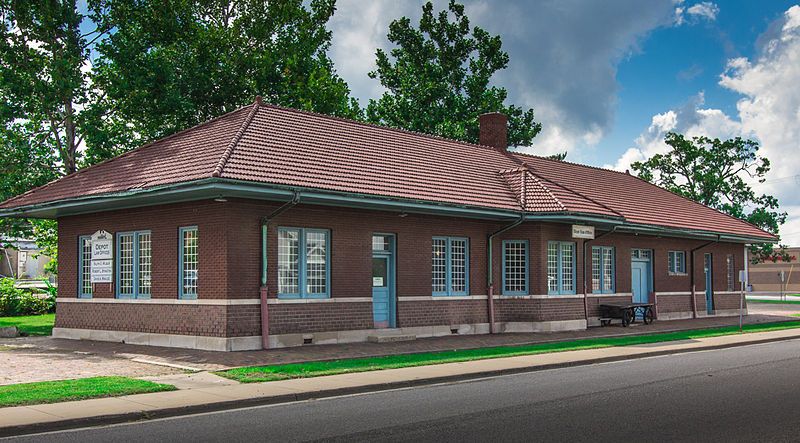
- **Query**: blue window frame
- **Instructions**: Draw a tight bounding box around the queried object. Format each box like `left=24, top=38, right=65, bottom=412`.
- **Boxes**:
left=277, top=227, right=330, bottom=298
left=432, top=237, right=469, bottom=296
left=668, top=250, right=687, bottom=275
left=592, top=246, right=615, bottom=294
left=179, top=226, right=199, bottom=299
left=115, top=231, right=152, bottom=299
left=78, top=235, right=92, bottom=298
left=502, top=240, right=528, bottom=295
left=547, top=241, right=576, bottom=295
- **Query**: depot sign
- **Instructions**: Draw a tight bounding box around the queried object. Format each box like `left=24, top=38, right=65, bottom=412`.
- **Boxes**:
left=90, top=230, right=113, bottom=283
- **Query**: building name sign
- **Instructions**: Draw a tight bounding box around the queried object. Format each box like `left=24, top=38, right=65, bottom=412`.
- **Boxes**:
left=90, top=230, right=113, bottom=283
left=571, top=225, right=595, bottom=240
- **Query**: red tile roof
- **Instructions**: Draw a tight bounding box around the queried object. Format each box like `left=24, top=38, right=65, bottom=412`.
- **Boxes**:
left=0, top=100, right=775, bottom=241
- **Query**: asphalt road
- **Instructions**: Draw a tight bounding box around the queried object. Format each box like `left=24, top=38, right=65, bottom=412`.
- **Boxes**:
left=8, top=339, right=800, bottom=443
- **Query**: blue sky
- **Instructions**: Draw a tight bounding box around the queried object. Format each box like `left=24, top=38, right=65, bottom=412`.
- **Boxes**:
left=595, top=0, right=795, bottom=164
left=328, top=1, right=800, bottom=245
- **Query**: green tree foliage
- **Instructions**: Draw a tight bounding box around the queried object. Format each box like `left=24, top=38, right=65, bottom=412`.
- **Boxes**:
left=0, top=0, right=94, bottom=176
left=0, top=0, right=99, bottom=261
left=632, top=132, right=789, bottom=263
left=1, top=0, right=360, bottom=265
left=88, top=0, right=360, bottom=154
left=366, top=0, right=541, bottom=147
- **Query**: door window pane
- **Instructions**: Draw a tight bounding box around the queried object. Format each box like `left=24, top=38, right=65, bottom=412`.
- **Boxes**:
left=372, top=235, right=391, bottom=251
left=372, top=258, right=387, bottom=287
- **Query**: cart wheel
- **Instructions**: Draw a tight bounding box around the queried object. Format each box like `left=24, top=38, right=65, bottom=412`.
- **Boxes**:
left=622, top=309, right=632, bottom=327
left=644, top=308, right=654, bottom=325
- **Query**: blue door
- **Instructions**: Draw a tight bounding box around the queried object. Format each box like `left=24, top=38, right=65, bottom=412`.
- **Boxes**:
left=372, top=255, right=393, bottom=328
left=631, top=261, right=649, bottom=305
left=704, top=253, right=713, bottom=314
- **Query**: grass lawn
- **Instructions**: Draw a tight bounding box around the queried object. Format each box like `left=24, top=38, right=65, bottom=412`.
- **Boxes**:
left=0, top=313, right=55, bottom=336
left=0, top=376, right=175, bottom=408
left=218, top=320, right=800, bottom=383
left=746, top=299, right=800, bottom=305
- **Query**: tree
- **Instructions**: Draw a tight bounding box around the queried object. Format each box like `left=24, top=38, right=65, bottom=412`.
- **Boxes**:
left=366, top=0, right=541, bottom=147
left=632, top=132, right=789, bottom=263
left=0, top=0, right=100, bottom=175
left=1, top=0, right=361, bottom=268
left=88, top=0, right=361, bottom=152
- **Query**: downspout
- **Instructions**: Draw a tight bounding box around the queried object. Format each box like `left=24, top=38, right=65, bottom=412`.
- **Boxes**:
left=260, top=192, right=300, bottom=349
left=690, top=236, right=720, bottom=319
left=487, top=214, right=525, bottom=334
left=582, top=226, right=619, bottom=325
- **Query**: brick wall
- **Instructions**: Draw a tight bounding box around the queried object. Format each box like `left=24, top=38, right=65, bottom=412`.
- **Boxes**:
left=495, top=297, right=585, bottom=322
left=398, top=300, right=488, bottom=327
left=54, top=302, right=227, bottom=336
left=267, top=302, right=374, bottom=335
left=55, top=197, right=752, bottom=340
left=58, top=200, right=230, bottom=300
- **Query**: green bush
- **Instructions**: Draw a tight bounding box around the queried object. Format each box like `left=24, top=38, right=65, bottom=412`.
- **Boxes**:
left=0, top=278, right=55, bottom=316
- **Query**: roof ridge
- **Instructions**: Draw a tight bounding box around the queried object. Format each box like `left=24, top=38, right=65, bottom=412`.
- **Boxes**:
left=259, top=102, right=508, bottom=154
left=0, top=103, right=255, bottom=209
left=511, top=150, right=634, bottom=176
left=212, top=97, right=262, bottom=177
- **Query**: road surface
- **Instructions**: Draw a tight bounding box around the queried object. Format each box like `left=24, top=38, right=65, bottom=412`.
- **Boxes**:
left=7, top=339, right=800, bottom=442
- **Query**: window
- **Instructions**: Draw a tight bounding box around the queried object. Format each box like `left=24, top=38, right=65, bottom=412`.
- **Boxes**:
left=432, top=237, right=469, bottom=296
left=727, top=254, right=735, bottom=292
left=78, top=236, right=92, bottom=298
left=277, top=228, right=330, bottom=298
left=502, top=241, right=528, bottom=295
left=668, top=251, right=687, bottom=275
left=632, top=249, right=651, bottom=260
left=592, top=246, right=615, bottom=294
left=179, top=227, right=198, bottom=299
left=116, top=231, right=151, bottom=298
left=372, top=234, right=392, bottom=252
left=547, top=241, right=576, bottom=295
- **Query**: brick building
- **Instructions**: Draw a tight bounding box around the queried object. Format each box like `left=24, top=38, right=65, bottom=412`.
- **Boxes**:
left=747, top=247, right=799, bottom=294
left=0, top=99, right=776, bottom=350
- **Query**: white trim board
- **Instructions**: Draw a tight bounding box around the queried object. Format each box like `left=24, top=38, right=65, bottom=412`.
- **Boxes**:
left=267, top=297, right=372, bottom=304
left=56, top=298, right=259, bottom=306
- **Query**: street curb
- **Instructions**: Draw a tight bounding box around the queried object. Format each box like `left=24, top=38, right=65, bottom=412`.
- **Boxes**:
left=2, top=331, right=799, bottom=438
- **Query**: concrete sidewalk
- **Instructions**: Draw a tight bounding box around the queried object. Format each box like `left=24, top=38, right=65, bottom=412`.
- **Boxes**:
left=3, top=327, right=800, bottom=437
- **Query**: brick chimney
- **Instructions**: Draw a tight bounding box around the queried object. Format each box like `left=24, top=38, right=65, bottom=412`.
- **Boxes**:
left=479, top=112, right=508, bottom=150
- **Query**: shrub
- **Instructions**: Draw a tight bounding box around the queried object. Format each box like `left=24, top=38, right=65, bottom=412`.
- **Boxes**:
left=0, top=278, right=55, bottom=316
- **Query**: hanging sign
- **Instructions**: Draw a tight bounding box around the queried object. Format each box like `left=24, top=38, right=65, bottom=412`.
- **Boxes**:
left=571, top=225, right=595, bottom=240
left=90, top=230, right=114, bottom=283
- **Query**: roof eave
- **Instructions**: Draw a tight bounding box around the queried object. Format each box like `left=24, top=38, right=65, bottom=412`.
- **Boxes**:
left=0, top=179, right=777, bottom=244
left=0, top=179, right=522, bottom=221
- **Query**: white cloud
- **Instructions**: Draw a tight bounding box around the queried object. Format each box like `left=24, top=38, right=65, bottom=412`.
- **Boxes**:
left=611, top=5, right=800, bottom=245
left=674, top=1, right=720, bottom=25
left=328, top=0, right=692, bottom=159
